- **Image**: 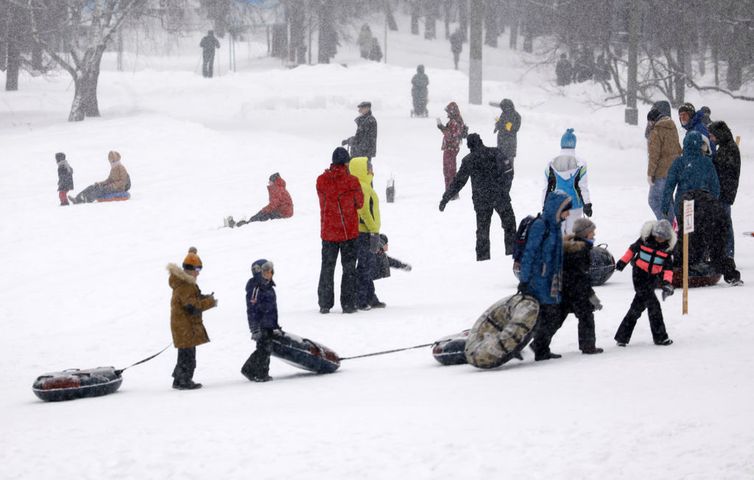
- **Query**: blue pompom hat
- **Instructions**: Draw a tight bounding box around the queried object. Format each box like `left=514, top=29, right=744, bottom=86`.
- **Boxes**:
left=560, top=128, right=577, bottom=149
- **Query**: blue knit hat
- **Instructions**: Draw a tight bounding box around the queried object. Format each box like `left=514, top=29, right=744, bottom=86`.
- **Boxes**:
left=561, top=128, right=577, bottom=149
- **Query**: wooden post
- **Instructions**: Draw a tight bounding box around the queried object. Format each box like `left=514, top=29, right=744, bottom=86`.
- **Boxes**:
left=682, top=200, right=694, bottom=315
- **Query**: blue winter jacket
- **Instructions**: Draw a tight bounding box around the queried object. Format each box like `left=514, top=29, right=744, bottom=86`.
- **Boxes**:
left=682, top=110, right=716, bottom=158
left=518, top=190, right=570, bottom=304
left=246, top=274, right=279, bottom=332
left=662, top=131, right=720, bottom=217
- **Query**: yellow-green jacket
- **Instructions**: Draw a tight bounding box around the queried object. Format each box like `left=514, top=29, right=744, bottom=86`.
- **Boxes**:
left=349, top=157, right=381, bottom=233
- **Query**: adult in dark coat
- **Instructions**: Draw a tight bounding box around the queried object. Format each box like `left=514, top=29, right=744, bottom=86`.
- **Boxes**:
left=678, top=102, right=715, bottom=158
left=316, top=147, right=364, bottom=313
left=241, top=259, right=279, bottom=382
left=439, top=133, right=516, bottom=261
left=449, top=29, right=463, bottom=70
left=199, top=30, right=220, bottom=78
left=708, top=120, right=741, bottom=259
left=343, top=102, right=377, bottom=160
left=411, top=65, right=429, bottom=117
left=555, top=53, right=572, bottom=86
left=494, top=98, right=521, bottom=168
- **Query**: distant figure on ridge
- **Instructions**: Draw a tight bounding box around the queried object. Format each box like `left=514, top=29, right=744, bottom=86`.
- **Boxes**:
left=200, top=30, right=220, bottom=78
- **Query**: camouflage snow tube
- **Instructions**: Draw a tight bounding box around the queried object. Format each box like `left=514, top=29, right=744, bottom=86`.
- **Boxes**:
left=464, top=294, right=540, bottom=369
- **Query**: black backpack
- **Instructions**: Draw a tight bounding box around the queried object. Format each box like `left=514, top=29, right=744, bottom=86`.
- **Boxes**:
left=512, top=214, right=541, bottom=264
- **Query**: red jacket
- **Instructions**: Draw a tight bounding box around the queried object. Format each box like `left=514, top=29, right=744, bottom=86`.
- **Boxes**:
left=260, top=176, right=294, bottom=218
left=316, top=165, right=363, bottom=242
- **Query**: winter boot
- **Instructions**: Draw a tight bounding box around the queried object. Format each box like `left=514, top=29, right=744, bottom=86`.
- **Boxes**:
left=252, top=375, right=273, bottom=382
left=654, top=338, right=673, bottom=346
left=224, top=216, right=235, bottom=228
left=581, top=347, right=604, bottom=354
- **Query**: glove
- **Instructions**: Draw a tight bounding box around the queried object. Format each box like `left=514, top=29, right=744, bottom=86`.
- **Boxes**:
left=251, top=327, right=261, bottom=341
left=661, top=283, right=674, bottom=301
left=439, top=199, right=447, bottom=212
left=589, top=294, right=603, bottom=311
left=583, top=203, right=593, bottom=217
left=615, top=260, right=627, bottom=271
left=517, top=282, right=530, bottom=296
left=647, top=175, right=655, bottom=186
left=401, top=264, right=412, bottom=272
left=341, top=139, right=348, bottom=146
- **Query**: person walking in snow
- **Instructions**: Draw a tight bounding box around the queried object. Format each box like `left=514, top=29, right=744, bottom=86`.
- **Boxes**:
left=200, top=30, right=220, bottom=78
left=543, top=128, right=592, bottom=234
left=646, top=101, right=682, bottom=222
left=437, top=101, right=466, bottom=192
left=449, top=29, right=463, bottom=70
left=55, top=152, right=74, bottom=206
left=358, top=24, right=373, bottom=59
left=613, top=220, right=675, bottom=347
left=517, top=190, right=572, bottom=361
left=342, top=101, right=377, bottom=161
left=555, top=53, right=573, bottom=86
left=561, top=218, right=603, bottom=355
left=349, top=156, right=384, bottom=310
left=226, top=172, right=293, bottom=228
left=69, top=150, right=131, bottom=204
left=708, top=121, right=741, bottom=260
left=316, top=147, right=364, bottom=314
left=439, top=133, right=516, bottom=261
left=241, top=259, right=279, bottom=383
left=494, top=98, right=521, bottom=170
left=167, top=247, right=217, bottom=390
left=411, top=65, right=429, bottom=117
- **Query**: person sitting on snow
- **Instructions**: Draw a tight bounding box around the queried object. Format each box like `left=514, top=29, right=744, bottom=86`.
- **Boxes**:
left=542, top=128, right=592, bottom=234
left=226, top=173, right=294, bottom=228
left=69, top=150, right=130, bottom=204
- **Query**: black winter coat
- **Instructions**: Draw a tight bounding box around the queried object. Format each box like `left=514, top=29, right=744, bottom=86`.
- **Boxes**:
left=246, top=276, right=279, bottom=332
left=442, top=135, right=513, bottom=210
left=349, top=112, right=378, bottom=158
left=561, top=235, right=595, bottom=310
left=709, top=121, right=740, bottom=205
left=57, top=162, right=74, bottom=191
left=494, top=100, right=521, bottom=160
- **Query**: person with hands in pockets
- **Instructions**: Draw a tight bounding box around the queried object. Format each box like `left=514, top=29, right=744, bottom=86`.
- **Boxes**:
left=242, top=259, right=279, bottom=383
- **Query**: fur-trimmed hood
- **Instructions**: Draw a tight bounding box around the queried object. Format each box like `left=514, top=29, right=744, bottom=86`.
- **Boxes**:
left=167, top=263, right=197, bottom=286
left=640, top=221, right=677, bottom=251
left=563, top=234, right=589, bottom=254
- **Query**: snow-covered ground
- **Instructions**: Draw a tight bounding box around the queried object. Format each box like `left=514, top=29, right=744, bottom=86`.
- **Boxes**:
left=2, top=17, right=753, bottom=480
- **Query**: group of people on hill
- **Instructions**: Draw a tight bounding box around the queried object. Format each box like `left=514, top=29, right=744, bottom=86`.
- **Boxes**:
left=55, top=150, right=131, bottom=205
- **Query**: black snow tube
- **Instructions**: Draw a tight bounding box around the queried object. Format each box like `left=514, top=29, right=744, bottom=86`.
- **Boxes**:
left=672, top=263, right=722, bottom=288
left=590, top=244, right=616, bottom=286
left=464, top=294, right=540, bottom=369
left=32, top=367, right=123, bottom=402
left=432, top=330, right=470, bottom=365
left=271, top=330, right=341, bottom=374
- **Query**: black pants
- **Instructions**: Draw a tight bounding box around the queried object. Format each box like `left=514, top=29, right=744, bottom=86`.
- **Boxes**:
left=172, top=347, right=196, bottom=384
left=241, top=329, right=273, bottom=380
left=529, top=304, right=565, bottom=357
left=202, top=53, right=215, bottom=77
left=356, top=233, right=379, bottom=308
left=560, top=299, right=597, bottom=351
left=73, top=183, right=106, bottom=204
left=474, top=198, right=517, bottom=261
left=614, top=273, right=669, bottom=344
left=236, top=211, right=283, bottom=227
left=318, top=238, right=358, bottom=310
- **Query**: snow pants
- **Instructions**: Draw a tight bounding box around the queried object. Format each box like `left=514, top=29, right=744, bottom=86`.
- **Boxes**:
left=172, top=347, right=196, bottom=384
left=442, top=149, right=458, bottom=191
left=241, top=329, right=273, bottom=380
left=474, top=197, right=517, bottom=261
left=318, top=238, right=358, bottom=311
left=356, top=233, right=379, bottom=308
left=235, top=211, right=284, bottom=227
left=202, top=52, right=215, bottom=78
left=560, top=298, right=597, bottom=351
left=529, top=304, right=565, bottom=357
left=614, top=271, right=669, bottom=345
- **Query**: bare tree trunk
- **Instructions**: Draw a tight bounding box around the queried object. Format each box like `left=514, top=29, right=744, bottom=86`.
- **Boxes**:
left=458, top=0, right=468, bottom=40
left=410, top=0, right=420, bottom=35
left=483, top=0, right=498, bottom=47
left=469, top=0, right=482, bottom=104
left=5, top=40, right=20, bottom=91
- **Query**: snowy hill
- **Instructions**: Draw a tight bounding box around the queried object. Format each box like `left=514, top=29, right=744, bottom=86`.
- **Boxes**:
left=1, top=16, right=753, bottom=480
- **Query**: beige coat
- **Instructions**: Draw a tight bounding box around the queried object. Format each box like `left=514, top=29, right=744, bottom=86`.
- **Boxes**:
left=647, top=116, right=682, bottom=179
left=100, top=161, right=130, bottom=193
left=167, top=263, right=217, bottom=348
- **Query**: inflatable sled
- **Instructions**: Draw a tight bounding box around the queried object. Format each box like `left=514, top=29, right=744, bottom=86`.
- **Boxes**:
left=32, top=367, right=123, bottom=402
left=271, top=330, right=340, bottom=374
left=465, top=294, right=539, bottom=369
left=97, top=191, right=130, bottom=202
left=590, top=244, right=616, bottom=286
left=432, top=330, right=470, bottom=366
left=672, top=263, right=721, bottom=288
